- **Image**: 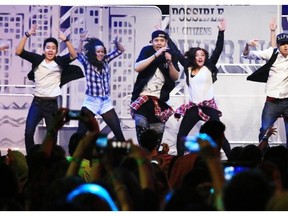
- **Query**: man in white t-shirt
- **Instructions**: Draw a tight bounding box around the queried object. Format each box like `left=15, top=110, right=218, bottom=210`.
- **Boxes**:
left=242, top=31, right=288, bottom=148
left=16, top=24, right=83, bottom=154
left=130, top=30, right=180, bottom=146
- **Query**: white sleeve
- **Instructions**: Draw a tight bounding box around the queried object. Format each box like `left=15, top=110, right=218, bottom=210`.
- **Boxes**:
left=241, top=47, right=274, bottom=61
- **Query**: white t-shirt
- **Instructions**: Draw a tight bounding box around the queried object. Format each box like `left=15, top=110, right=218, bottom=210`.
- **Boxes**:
left=188, top=66, right=214, bottom=103
left=242, top=47, right=288, bottom=98
left=34, top=59, right=62, bottom=97
left=140, top=68, right=165, bottom=98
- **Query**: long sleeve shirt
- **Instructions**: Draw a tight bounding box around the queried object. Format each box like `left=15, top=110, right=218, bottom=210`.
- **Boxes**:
left=242, top=47, right=288, bottom=98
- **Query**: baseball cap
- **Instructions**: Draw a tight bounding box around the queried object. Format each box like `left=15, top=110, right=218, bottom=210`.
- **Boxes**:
left=277, top=33, right=288, bottom=45
left=150, top=30, right=168, bottom=43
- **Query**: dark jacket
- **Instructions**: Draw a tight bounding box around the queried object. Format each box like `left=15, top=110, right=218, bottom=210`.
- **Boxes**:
left=247, top=48, right=278, bottom=83
left=18, top=50, right=84, bottom=87
left=131, top=45, right=179, bottom=102
left=168, top=30, right=224, bottom=86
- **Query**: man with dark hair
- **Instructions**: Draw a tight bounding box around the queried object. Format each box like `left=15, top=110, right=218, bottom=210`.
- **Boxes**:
left=66, top=132, right=91, bottom=182
left=130, top=30, right=179, bottom=146
left=199, top=120, right=226, bottom=152
left=169, top=120, right=226, bottom=189
left=139, top=128, right=159, bottom=152
left=242, top=19, right=288, bottom=148
left=139, top=128, right=174, bottom=177
left=16, top=24, right=84, bottom=154
left=223, top=169, right=274, bottom=210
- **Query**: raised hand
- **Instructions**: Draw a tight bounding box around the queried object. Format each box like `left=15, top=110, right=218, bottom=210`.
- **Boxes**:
left=270, top=17, right=277, bottom=48
left=112, top=35, right=119, bottom=45
left=160, top=143, right=170, bottom=154
left=270, top=17, right=277, bottom=31
left=52, top=107, right=70, bottom=132
left=56, top=28, right=67, bottom=41
left=112, top=35, right=125, bottom=52
left=78, top=109, right=100, bottom=133
left=217, top=18, right=226, bottom=31
left=80, top=30, right=89, bottom=41
left=246, top=39, right=259, bottom=47
left=27, top=24, right=37, bottom=36
left=154, top=24, right=162, bottom=30
left=0, top=40, right=10, bottom=51
left=154, top=46, right=170, bottom=57
left=264, top=126, right=277, bottom=138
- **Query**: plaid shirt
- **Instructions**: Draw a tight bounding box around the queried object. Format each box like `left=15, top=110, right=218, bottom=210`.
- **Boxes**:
left=77, top=49, right=122, bottom=97
left=130, top=95, right=174, bottom=123
left=174, top=98, right=222, bottom=121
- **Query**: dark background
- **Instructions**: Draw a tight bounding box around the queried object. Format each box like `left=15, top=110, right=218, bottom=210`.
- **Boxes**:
left=156, top=5, right=169, bottom=15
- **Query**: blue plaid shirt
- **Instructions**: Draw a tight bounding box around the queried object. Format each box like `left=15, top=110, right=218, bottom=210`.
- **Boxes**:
left=77, top=49, right=122, bottom=97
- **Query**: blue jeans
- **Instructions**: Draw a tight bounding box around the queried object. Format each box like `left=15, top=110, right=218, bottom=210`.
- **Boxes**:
left=25, top=96, right=58, bottom=154
left=259, top=99, right=288, bottom=147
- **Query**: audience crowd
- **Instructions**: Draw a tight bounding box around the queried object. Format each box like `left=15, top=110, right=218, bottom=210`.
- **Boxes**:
left=0, top=107, right=287, bottom=211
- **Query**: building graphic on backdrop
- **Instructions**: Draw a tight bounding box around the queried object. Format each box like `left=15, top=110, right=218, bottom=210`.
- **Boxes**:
left=0, top=5, right=161, bottom=153
left=68, top=6, right=136, bottom=118
left=0, top=5, right=287, bottom=155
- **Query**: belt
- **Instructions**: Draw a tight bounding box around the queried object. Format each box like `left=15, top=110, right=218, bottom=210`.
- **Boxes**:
left=34, top=95, right=57, bottom=100
left=266, top=96, right=288, bottom=102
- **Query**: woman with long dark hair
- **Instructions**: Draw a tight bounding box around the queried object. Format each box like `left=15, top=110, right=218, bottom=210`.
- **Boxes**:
left=76, top=30, right=125, bottom=141
left=168, top=19, right=231, bottom=157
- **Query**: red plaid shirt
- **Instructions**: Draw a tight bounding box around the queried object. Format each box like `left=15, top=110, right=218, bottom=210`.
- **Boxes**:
left=174, top=98, right=222, bottom=121
left=130, top=95, right=174, bottom=123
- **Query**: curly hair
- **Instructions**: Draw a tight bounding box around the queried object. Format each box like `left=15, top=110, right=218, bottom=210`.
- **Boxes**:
left=83, top=37, right=107, bottom=71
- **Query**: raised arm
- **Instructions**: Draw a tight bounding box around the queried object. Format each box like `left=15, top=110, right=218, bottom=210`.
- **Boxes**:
left=66, top=112, right=100, bottom=177
left=242, top=39, right=259, bottom=56
left=57, top=29, right=77, bottom=59
left=164, top=51, right=179, bottom=81
left=134, top=46, right=169, bottom=72
left=258, top=126, right=277, bottom=151
left=113, top=35, right=125, bottom=53
left=218, top=18, right=226, bottom=32
left=128, top=142, right=155, bottom=191
left=209, top=19, right=226, bottom=65
left=40, top=108, right=69, bottom=157
left=167, top=36, right=189, bottom=68
left=66, top=131, right=97, bottom=177
left=270, top=17, right=277, bottom=48
left=15, top=24, right=37, bottom=55
left=197, top=134, right=225, bottom=210
left=153, top=25, right=186, bottom=66
left=77, top=30, right=88, bottom=53
left=0, top=40, right=10, bottom=51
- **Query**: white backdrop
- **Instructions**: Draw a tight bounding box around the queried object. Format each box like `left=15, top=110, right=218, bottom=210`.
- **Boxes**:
left=0, top=5, right=286, bottom=156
